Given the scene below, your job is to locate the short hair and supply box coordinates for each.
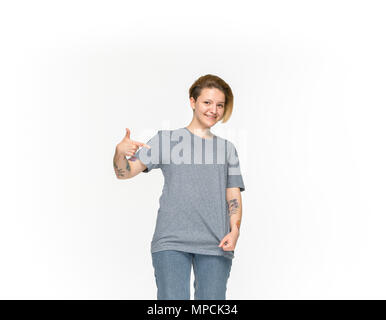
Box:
[189,74,234,123]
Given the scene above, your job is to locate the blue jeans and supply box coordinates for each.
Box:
[151,250,233,300]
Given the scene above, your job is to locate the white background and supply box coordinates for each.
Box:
[1,0,385,299]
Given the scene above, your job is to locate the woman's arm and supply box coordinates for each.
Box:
[226,187,242,233]
[113,146,147,179]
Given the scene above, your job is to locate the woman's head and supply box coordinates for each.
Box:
[189,74,234,128]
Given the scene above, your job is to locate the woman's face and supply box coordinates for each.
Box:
[190,87,226,128]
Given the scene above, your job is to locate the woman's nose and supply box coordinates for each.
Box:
[209,104,218,113]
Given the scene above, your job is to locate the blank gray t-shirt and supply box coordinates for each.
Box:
[133,127,245,260]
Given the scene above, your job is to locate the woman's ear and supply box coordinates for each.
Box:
[189,97,195,111]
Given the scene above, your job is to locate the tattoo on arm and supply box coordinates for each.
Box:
[228,198,241,231]
[227,198,239,216]
[113,157,130,178]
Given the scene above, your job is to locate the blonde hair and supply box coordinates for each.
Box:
[189,74,234,123]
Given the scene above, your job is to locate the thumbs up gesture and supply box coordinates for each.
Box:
[116,128,151,160]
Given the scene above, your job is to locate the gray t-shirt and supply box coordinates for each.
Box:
[133,127,245,260]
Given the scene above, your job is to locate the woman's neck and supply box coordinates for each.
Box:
[185,123,213,139]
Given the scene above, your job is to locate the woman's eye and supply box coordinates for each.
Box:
[204,101,223,107]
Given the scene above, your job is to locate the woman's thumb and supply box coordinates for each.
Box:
[125,128,131,139]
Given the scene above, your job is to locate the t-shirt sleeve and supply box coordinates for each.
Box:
[132,130,162,173]
[226,141,245,192]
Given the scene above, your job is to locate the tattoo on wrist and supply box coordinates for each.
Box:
[231,220,241,232]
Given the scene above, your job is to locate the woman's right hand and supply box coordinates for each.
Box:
[116,128,151,160]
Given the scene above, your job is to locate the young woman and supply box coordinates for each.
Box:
[113,74,245,300]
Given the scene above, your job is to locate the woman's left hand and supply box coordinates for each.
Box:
[218,229,239,251]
